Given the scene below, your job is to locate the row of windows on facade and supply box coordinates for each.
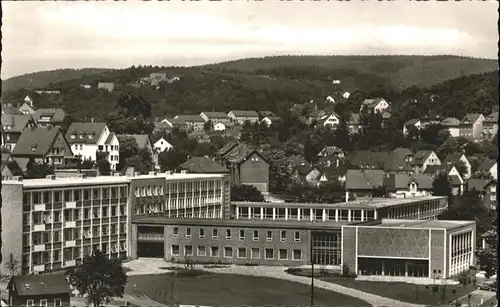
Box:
[25,298,63,307]
[238,207,375,221]
[27,223,127,245]
[134,180,222,198]
[173,227,302,242]
[27,241,127,265]
[387,201,443,218]
[171,244,303,261]
[23,187,128,205]
[135,197,221,214]
[26,205,127,224]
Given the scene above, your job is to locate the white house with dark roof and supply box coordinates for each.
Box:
[440,117,461,138]
[402,119,421,136]
[174,115,205,131]
[66,123,119,170]
[359,98,390,114]
[320,112,341,129]
[459,113,485,142]
[153,137,173,153]
[227,110,260,125]
[410,150,441,174]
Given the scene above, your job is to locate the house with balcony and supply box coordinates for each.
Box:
[481,111,498,141]
[11,126,75,171]
[459,113,485,142]
[441,117,461,138]
[174,115,206,132]
[410,150,441,174]
[1,114,37,152]
[200,112,231,125]
[31,108,68,130]
[66,122,119,170]
[227,110,260,125]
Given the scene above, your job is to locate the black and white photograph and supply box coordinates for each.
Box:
[0,1,498,307]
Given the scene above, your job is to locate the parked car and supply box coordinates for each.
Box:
[477,281,496,291]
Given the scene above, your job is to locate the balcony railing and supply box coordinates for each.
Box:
[33,224,45,232]
[138,233,164,241]
[33,244,45,252]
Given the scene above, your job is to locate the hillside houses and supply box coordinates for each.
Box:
[482,111,498,141]
[410,150,441,174]
[31,108,68,129]
[153,137,173,153]
[200,112,231,125]
[227,110,260,125]
[1,114,37,151]
[174,115,205,132]
[459,113,485,142]
[359,98,390,114]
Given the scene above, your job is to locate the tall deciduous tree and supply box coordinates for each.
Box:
[476,214,498,277]
[68,250,128,307]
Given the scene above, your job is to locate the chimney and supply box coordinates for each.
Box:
[149,171,157,176]
[125,166,135,177]
[336,159,339,167]
[134,172,141,177]
[46,175,56,180]
[91,117,94,123]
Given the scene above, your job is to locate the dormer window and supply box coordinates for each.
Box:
[89,134,94,139]
[31,145,37,152]
[70,134,76,139]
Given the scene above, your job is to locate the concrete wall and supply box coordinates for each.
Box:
[341,226,357,273]
[1,183,24,276]
[430,229,445,278]
[239,152,269,193]
[356,227,430,258]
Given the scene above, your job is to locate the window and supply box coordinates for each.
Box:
[185,245,193,256]
[264,248,274,259]
[186,228,191,238]
[237,247,246,258]
[54,299,62,307]
[266,230,272,242]
[27,300,34,307]
[294,231,301,242]
[293,250,302,261]
[210,246,219,257]
[239,230,245,240]
[226,229,231,240]
[253,230,259,241]
[171,245,180,256]
[173,227,178,238]
[224,247,233,258]
[279,249,288,260]
[199,228,205,239]
[197,246,206,256]
[491,195,496,201]
[212,229,218,239]
[40,299,47,307]
[280,231,287,242]
[251,248,260,259]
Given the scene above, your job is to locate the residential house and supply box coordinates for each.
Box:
[326,96,335,104]
[217,142,270,193]
[31,108,68,130]
[200,112,231,125]
[383,148,415,174]
[319,112,341,129]
[188,131,211,143]
[410,150,441,174]
[459,113,485,142]
[80,84,91,90]
[149,72,168,86]
[153,121,172,134]
[24,95,34,106]
[292,165,314,184]
[97,82,115,92]
[261,116,282,127]
[348,151,390,170]
[441,117,461,138]
[342,91,351,99]
[420,115,443,129]
[317,146,345,159]
[118,134,156,169]
[11,126,75,171]
[2,104,23,115]
[466,179,497,210]
[383,173,434,198]
[66,123,120,170]
[258,111,277,119]
[347,113,362,135]
[19,102,36,115]
[214,122,226,131]
[153,137,173,153]
[288,155,310,172]
[345,169,385,201]
[315,163,347,185]
[180,156,229,174]
[443,153,472,179]
[161,118,188,131]
[481,112,498,141]
[402,119,421,136]
[290,103,322,125]
[227,110,260,125]
[424,164,464,195]
[7,273,71,307]
[359,98,390,114]
[1,114,37,152]
[174,115,205,132]
[1,153,22,180]
[477,158,497,180]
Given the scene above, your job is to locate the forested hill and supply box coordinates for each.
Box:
[206,55,498,89]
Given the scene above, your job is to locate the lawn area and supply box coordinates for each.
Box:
[320,277,476,306]
[126,269,371,307]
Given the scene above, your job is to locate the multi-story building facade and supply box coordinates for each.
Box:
[174,115,206,132]
[481,112,498,141]
[459,113,485,142]
[227,110,260,125]
[200,112,231,125]
[1,172,231,275]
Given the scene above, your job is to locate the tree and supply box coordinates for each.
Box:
[471,170,494,180]
[420,124,450,147]
[203,120,212,132]
[454,160,468,179]
[78,158,96,170]
[265,149,292,193]
[158,149,187,171]
[68,250,128,307]
[333,119,350,151]
[231,184,265,202]
[476,215,498,277]
[24,158,54,179]
[4,253,19,277]
[117,136,140,170]
[98,160,111,176]
[432,172,452,197]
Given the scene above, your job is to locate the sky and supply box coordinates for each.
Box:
[2,1,498,79]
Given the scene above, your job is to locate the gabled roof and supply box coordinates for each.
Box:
[154,121,172,130]
[117,134,150,149]
[384,148,414,171]
[317,163,348,180]
[259,111,276,118]
[164,118,187,126]
[404,118,419,127]
[1,114,34,132]
[201,112,229,119]
[478,158,496,171]
[220,143,269,165]
[444,153,466,165]
[262,116,282,122]
[361,98,387,109]
[345,169,385,190]
[460,113,483,125]
[228,110,259,117]
[11,127,63,156]
[449,175,463,186]
[1,104,22,115]
[347,113,361,125]
[180,156,228,173]
[8,273,70,296]
[218,140,239,157]
[384,173,434,191]
[66,122,107,145]
[411,150,432,166]
[441,117,460,127]
[32,108,66,123]
[349,151,390,169]
[175,114,205,123]
[466,178,490,192]
[319,146,344,157]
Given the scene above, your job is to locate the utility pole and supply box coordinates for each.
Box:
[310,237,314,307]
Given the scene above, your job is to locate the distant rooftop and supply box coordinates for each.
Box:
[2,173,226,188]
[232,195,447,210]
[374,219,474,230]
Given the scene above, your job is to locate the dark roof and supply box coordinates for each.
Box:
[466,179,489,192]
[345,169,385,190]
[441,117,460,127]
[32,108,66,123]
[11,127,64,156]
[484,111,499,123]
[66,122,107,144]
[218,140,239,157]
[411,150,432,166]
[460,113,483,125]
[349,151,390,169]
[154,121,172,130]
[293,164,313,176]
[105,132,117,145]
[384,174,433,191]
[384,148,414,171]
[2,105,22,115]
[423,164,447,175]
[317,163,348,180]
[404,118,419,127]
[478,158,496,171]
[449,175,463,186]
[288,155,310,169]
[220,143,269,165]
[201,112,229,119]
[117,134,150,149]
[1,114,34,132]
[444,153,466,165]
[361,98,387,109]
[8,273,70,296]
[259,111,276,117]
[229,110,259,117]
[175,114,205,123]
[165,118,187,126]
[180,157,228,173]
